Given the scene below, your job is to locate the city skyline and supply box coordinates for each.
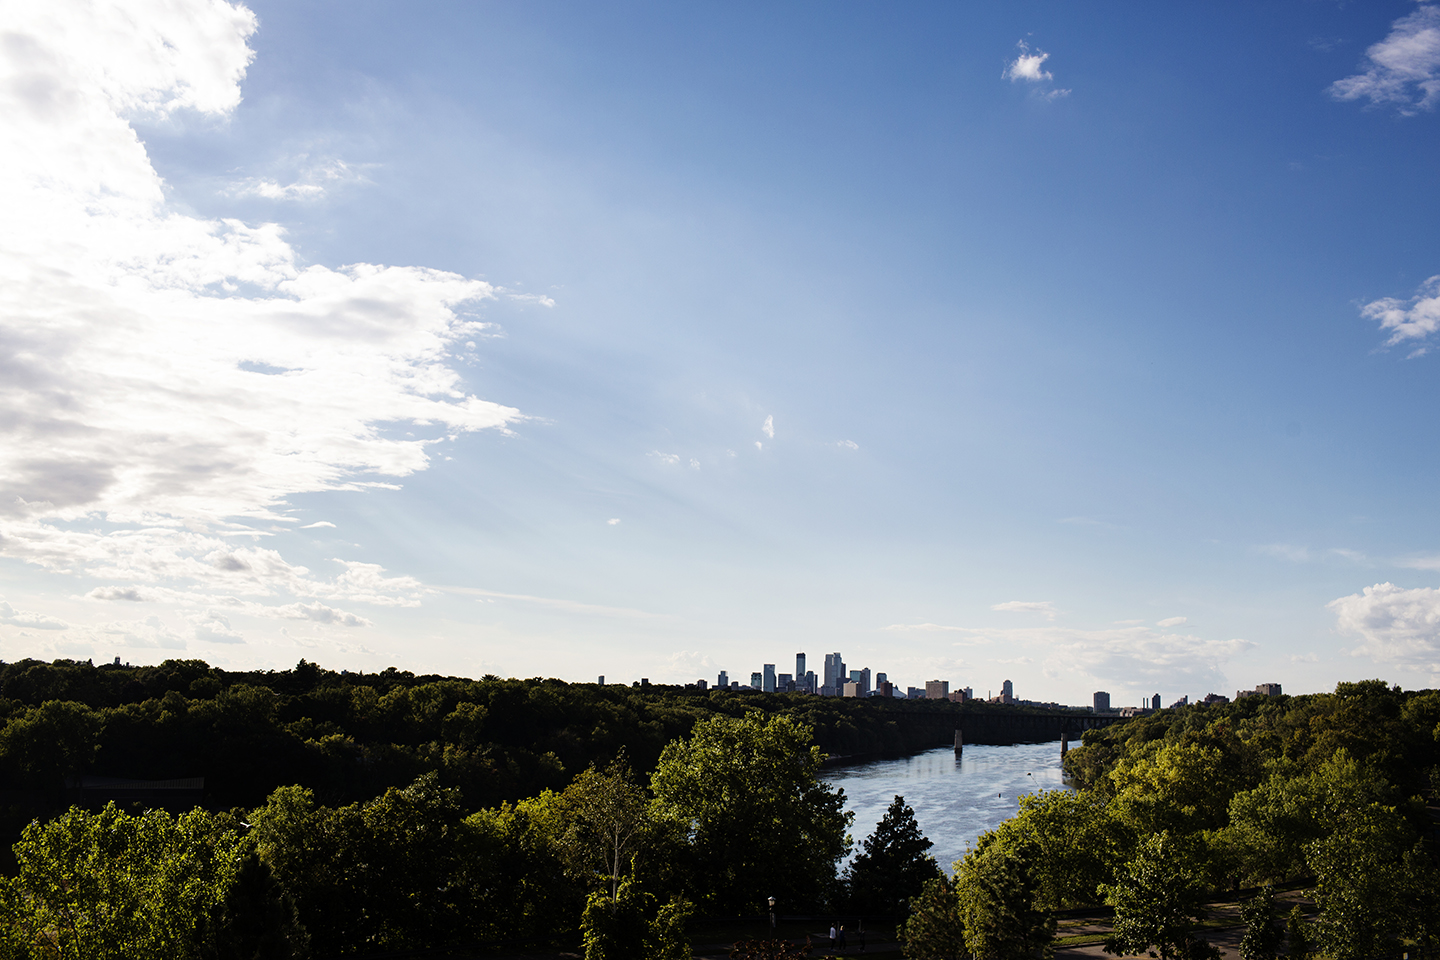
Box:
[3,2,1440,705]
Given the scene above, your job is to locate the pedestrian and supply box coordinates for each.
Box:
[829,922,837,949]
[838,924,847,951]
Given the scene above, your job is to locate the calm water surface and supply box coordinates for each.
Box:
[822,742,1071,873]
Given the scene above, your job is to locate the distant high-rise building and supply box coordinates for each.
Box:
[1002,679,1014,699]
[843,681,860,697]
[1093,691,1111,713]
[717,670,728,689]
[877,680,894,698]
[763,664,776,693]
[804,670,817,693]
[925,680,949,700]
[778,672,793,692]
[848,668,871,697]
[907,687,925,699]
[598,676,605,685]
[796,653,806,681]
[750,672,763,689]
[876,672,887,686]
[1151,693,1161,710]
[696,679,708,690]
[1256,682,1282,697]
[823,652,846,696]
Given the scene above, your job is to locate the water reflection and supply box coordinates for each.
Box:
[822,742,1071,873]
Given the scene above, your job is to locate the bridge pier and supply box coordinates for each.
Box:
[1061,731,1069,756]
[954,728,963,756]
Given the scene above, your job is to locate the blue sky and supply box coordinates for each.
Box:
[4,1,1440,704]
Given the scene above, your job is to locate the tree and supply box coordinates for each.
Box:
[843,795,943,917]
[0,699,103,795]
[1237,885,1282,960]
[954,833,1054,959]
[896,875,968,960]
[1306,800,1440,960]
[1101,831,1219,960]
[0,803,246,960]
[209,852,309,960]
[650,711,852,913]
[552,754,653,899]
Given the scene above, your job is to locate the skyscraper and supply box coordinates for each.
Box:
[750,672,763,689]
[763,664,776,693]
[796,652,806,681]
[823,652,845,695]
[1094,691,1111,712]
[1001,679,1014,701]
[717,670,728,689]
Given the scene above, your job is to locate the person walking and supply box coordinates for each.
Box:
[829,922,837,950]
[838,924,847,951]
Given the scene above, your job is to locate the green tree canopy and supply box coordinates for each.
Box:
[650,710,851,914]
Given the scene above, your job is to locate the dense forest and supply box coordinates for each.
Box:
[899,678,1440,960]
[1,659,1436,959]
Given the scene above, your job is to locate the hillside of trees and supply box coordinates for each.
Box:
[898,679,1440,959]
[2,659,1437,958]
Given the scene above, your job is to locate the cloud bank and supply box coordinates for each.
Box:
[0,0,520,638]
[1329,581,1440,673]
[1361,275,1440,356]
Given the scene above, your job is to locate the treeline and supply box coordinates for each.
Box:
[0,710,940,959]
[897,679,1440,959]
[0,656,1054,839]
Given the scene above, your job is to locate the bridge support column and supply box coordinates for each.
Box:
[1061,731,1069,756]
[954,728,963,756]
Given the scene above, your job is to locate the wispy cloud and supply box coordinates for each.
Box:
[1329,4,1440,115]
[762,415,775,439]
[228,158,371,202]
[1156,616,1188,628]
[449,586,668,620]
[0,599,68,631]
[991,600,1057,620]
[0,3,520,630]
[836,440,859,450]
[650,451,681,466]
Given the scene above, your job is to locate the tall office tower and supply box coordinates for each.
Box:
[778,672,793,691]
[1001,679,1014,701]
[876,672,887,686]
[763,664,776,693]
[750,672,764,689]
[796,653,806,681]
[804,670,817,693]
[1093,691,1111,712]
[598,676,605,685]
[1151,693,1161,710]
[925,680,949,699]
[717,670,728,689]
[859,667,871,697]
[823,653,837,689]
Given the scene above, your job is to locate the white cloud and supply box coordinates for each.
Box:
[1004,42,1053,82]
[762,415,774,439]
[87,585,157,602]
[300,521,336,529]
[991,600,1057,620]
[607,518,621,525]
[193,612,243,644]
[0,599,68,630]
[650,451,681,466]
[228,158,369,202]
[755,441,763,451]
[1360,275,1440,350]
[689,458,700,470]
[1157,616,1187,627]
[1003,40,1071,98]
[1329,5,1440,115]
[1329,581,1440,672]
[837,440,859,450]
[0,1,520,626]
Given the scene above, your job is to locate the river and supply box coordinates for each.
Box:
[821,741,1072,873]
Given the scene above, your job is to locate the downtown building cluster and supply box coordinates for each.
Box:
[693,651,979,701]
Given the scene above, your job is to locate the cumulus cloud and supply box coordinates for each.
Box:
[1003,40,1071,99]
[991,600,1057,620]
[1329,5,1440,114]
[607,518,621,525]
[193,612,243,644]
[1329,581,1440,672]
[0,599,68,630]
[1361,275,1440,354]
[0,1,519,627]
[1041,626,1252,692]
